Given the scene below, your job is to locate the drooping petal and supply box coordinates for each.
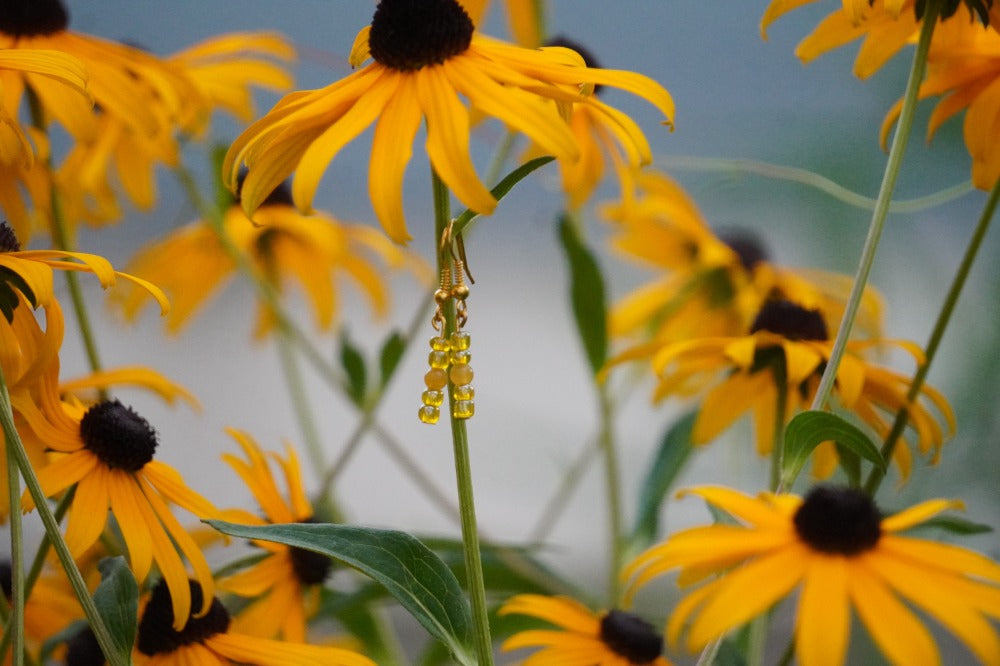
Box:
[796,554,850,666]
[368,73,422,243]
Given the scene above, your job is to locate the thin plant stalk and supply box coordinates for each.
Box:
[864,176,1000,495]
[770,365,789,492]
[597,383,624,605]
[432,170,494,666]
[0,370,125,666]
[809,2,940,412]
[5,434,25,666]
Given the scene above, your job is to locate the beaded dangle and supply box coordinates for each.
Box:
[418,253,475,424]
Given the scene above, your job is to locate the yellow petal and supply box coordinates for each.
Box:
[796,555,850,666]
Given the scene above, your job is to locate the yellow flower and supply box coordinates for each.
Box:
[134,578,375,666]
[650,299,953,479]
[168,31,296,132]
[881,11,1000,189]
[216,429,328,642]
[499,594,672,666]
[604,171,883,364]
[459,0,544,47]
[1,559,83,664]
[15,364,217,631]
[225,0,674,243]
[624,485,1000,666]
[117,181,426,337]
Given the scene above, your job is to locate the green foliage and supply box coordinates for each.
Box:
[898,514,994,536]
[207,520,476,665]
[629,411,697,554]
[782,410,885,488]
[378,331,406,389]
[557,215,608,376]
[338,331,368,407]
[93,557,138,665]
[452,156,554,236]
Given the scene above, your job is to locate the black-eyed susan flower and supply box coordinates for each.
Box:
[880,12,1000,189]
[1,560,83,664]
[649,299,952,479]
[459,0,543,47]
[15,364,217,631]
[215,429,330,642]
[603,171,883,364]
[499,594,671,666]
[624,485,1000,666]
[134,578,375,666]
[225,0,674,243]
[117,180,426,337]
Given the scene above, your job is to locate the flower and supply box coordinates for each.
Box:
[649,299,952,479]
[624,485,1000,666]
[499,594,671,666]
[16,366,217,630]
[880,11,1000,189]
[215,429,331,642]
[134,578,375,666]
[603,171,883,364]
[116,180,426,337]
[225,0,674,243]
[1,559,83,663]
[459,0,544,47]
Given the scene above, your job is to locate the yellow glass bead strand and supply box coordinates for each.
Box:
[419,335,452,425]
[449,351,474,420]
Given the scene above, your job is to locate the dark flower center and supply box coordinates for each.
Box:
[0,223,21,252]
[916,0,993,23]
[287,517,335,585]
[0,0,68,36]
[599,610,663,664]
[235,170,294,208]
[66,627,104,666]
[0,560,11,599]
[793,485,882,555]
[719,229,769,271]
[79,400,158,472]
[137,579,231,656]
[750,300,828,341]
[369,0,474,71]
[546,36,602,94]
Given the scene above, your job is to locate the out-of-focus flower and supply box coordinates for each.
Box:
[499,594,671,665]
[216,430,331,642]
[226,0,674,243]
[117,181,428,338]
[624,485,1000,666]
[459,0,544,47]
[0,560,83,665]
[134,578,375,666]
[649,299,953,478]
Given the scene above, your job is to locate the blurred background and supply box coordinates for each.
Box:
[25,0,1000,660]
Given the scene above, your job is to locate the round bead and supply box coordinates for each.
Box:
[450,331,471,351]
[424,368,448,390]
[452,384,475,401]
[449,364,473,385]
[451,284,470,300]
[429,336,451,352]
[422,390,444,407]
[434,288,451,305]
[450,350,471,365]
[452,400,475,420]
[418,405,440,424]
[428,350,450,369]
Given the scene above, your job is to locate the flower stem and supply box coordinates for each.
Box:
[432,170,494,666]
[0,370,125,666]
[864,176,1000,495]
[771,365,789,492]
[597,382,624,605]
[809,1,940,412]
[5,431,25,666]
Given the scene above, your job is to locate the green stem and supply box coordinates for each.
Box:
[864,176,1000,495]
[695,637,723,666]
[770,365,789,492]
[432,170,494,666]
[809,2,940,412]
[747,615,768,666]
[597,383,624,605]
[6,431,25,666]
[0,371,125,666]
[275,325,328,481]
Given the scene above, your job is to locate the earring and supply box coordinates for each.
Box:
[449,259,474,420]
[418,267,453,425]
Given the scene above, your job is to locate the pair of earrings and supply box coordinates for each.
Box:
[418,259,475,425]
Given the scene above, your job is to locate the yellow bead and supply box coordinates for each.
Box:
[450,364,473,385]
[418,405,440,424]
[428,350,450,369]
[450,331,471,351]
[422,390,444,407]
[452,384,474,401]
[425,368,448,390]
[430,336,451,352]
[450,350,471,365]
[452,400,475,419]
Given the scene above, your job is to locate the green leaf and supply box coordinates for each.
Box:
[378,331,407,389]
[629,412,696,553]
[452,156,554,236]
[318,588,399,664]
[93,556,138,664]
[557,215,608,375]
[207,521,475,666]
[339,332,367,407]
[899,515,994,536]
[782,410,884,488]
[835,443,861,487]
